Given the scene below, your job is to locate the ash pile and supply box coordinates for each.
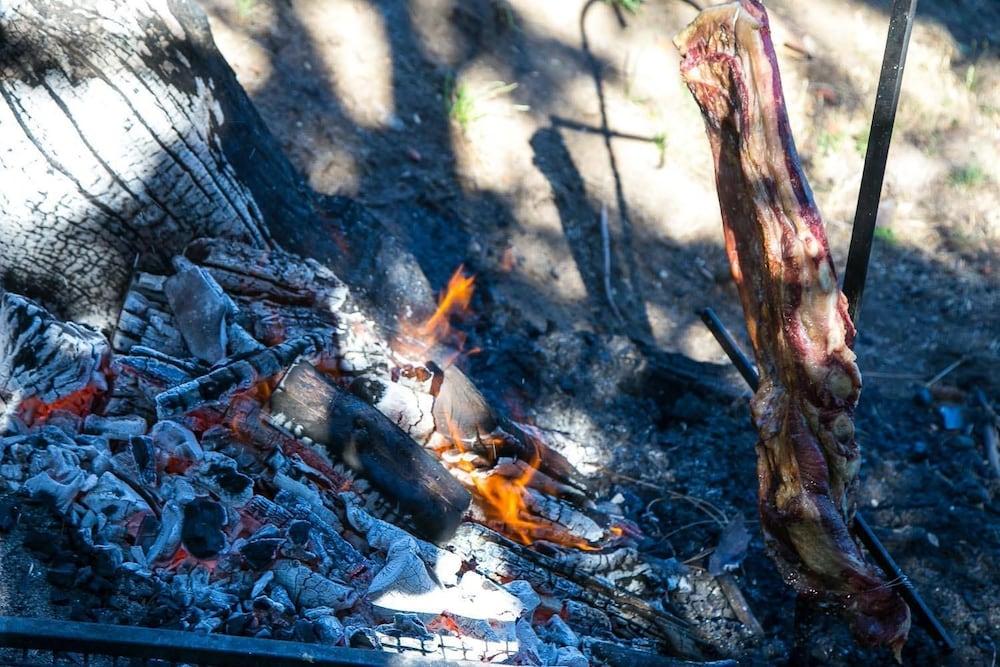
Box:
[0,239,719,665]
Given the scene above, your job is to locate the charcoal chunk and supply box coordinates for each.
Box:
[0,496,20,532]
[47,562,77,588]
[241,538,284,570]
[181,498,226,559]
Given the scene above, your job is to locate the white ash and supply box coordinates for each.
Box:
[0,243,687,665]
[83,414,148,439]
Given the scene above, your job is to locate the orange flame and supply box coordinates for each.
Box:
[472,463,539,546]
[448,420,597,551]
[397,266,476,358]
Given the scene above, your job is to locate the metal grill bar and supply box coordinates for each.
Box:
[0,618,473,667]
[842,0,919,321]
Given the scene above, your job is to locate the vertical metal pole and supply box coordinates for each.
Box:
[842,0,919,322]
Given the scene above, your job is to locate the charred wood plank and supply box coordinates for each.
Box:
[154,337,320,419]
[268,361,470,544]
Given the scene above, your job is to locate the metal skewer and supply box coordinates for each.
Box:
[698,307,956,651]
[842,0,919,321]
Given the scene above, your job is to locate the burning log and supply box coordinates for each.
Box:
[268,361,471,544]
[675,0,910,654]
[0,293,110,432]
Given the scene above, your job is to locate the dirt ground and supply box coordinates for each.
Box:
[201,0,999,664]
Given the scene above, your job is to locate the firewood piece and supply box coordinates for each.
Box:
[163,257,238,364]
[268,361,471,544]
[714,574,764,637]
[186,239,348,312]
[433,365,589,492]
[113,273,187,358]
[349,376,436,443]
[490,458,589,505]
[0,293,110,431]
[154,337,320,419]
[675,0,909,653]
[447,523,702,659]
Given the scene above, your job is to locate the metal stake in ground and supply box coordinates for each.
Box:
[842,0,919,321]
[698,307,956,652]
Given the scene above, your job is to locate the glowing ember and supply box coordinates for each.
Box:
[18,384,104,425]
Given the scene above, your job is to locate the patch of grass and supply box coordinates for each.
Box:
[444,76,476,132]
[853,127,870,157]
[606,0,644,13]
[949,163,986,188]
[652,132,667,168]
[236,0,256,20]
[817,130,843,155]
[965,64,977,91]
[874,227,898,245]
[444,77,520,133]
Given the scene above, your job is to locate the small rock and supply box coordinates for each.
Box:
[0,496,20,532]
[708,516,751,576]
[346,626,381,650]
[913,387,933,407]
[938,405,965,431]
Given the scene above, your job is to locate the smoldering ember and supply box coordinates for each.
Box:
[0,0,996,666]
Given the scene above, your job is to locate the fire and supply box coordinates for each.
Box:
[452,423,597,552]
[472,462,540,546]
[397,266,476,358]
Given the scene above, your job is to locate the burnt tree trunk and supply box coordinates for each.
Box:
[0,0,737,395]
[0,0,420,332]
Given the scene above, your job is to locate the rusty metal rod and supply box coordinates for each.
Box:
[698,307,956,652]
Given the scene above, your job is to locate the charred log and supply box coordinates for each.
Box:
[268,361,471,544]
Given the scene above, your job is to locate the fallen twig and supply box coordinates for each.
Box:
[924,356,967,388]
[716,573,765,637]
[973,389,1000,479]
[601,204,625,323]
